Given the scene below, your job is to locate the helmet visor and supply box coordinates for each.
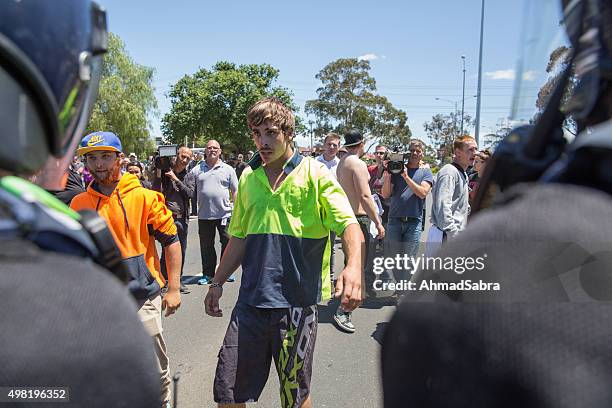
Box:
[511,0,572,124]
[33,55,103,190]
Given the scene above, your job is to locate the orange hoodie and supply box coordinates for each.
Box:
[71,173,177,298]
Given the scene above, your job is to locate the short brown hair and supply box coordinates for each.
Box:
[409,139,425,150]
[247,97,295,137]
[477,148,492,161]
[453,136,476,151]
[126,161,143,172]
[324,133,341,144]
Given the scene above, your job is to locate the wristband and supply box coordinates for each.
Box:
[210,282,223,289]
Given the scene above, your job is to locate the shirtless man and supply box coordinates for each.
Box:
[334,130,385,333]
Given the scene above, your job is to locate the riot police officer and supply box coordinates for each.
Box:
[0,1,161,406]
[383,1,612,406]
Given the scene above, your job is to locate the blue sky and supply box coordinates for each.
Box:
[96,0,560,150]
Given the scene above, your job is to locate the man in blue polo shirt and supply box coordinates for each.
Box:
[381,139,434,285]
[190,139,238,285]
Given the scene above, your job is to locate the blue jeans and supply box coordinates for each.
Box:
[384,217,422,281]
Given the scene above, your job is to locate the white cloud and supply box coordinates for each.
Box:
[358,53,380,61]
[484,69,538,81]
[484,69,515,80]
[522,70,538,81]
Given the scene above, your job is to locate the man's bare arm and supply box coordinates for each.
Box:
[335,223,364,311]
[204,236,245,317]
[381,171,393,199]
[162,241,182,316]
[402,169,432,199]
[213,236,245,284]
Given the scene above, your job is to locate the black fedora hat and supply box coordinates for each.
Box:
[344,130,364,147]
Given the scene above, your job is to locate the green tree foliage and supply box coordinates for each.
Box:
[421,143,439,168]
[534,45,578,133]
[423,112,474,163]
[305,58,410,147]
[86,33,158,157]
[484,121,513,149]
[161,62,300,152]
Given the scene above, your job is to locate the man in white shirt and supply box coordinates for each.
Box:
[316,133,341,178]
[316,133,341,287]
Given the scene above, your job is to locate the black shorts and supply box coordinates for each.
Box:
[214,302,318,407]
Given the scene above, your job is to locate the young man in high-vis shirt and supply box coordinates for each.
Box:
[204,97,364,408]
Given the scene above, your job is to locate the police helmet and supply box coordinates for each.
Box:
[0,0,108,189]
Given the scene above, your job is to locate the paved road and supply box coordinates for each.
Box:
[163,200,432,407]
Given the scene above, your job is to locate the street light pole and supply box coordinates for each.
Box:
[308,120,314,153]
[453,101,457,137]
[461,55,466,136]
[475,0,485,146]
[435,98,459,136]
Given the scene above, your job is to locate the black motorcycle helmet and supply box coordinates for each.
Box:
[0,0,107,189]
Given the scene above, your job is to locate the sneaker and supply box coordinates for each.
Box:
[180,283,191,294]
[333,309,356,333]
[197,276,210,285]
[226,274,236,283]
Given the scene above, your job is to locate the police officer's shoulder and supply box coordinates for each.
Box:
[1,236,161,407]
[469,182,612,240]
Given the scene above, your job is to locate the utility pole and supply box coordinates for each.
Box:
[308,120,314,154]
[475,0,485,146]
[453,101,458,137]
[461,55,466,136]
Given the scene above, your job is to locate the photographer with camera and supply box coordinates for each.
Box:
[381,139,433,283]
[153,146,195,294]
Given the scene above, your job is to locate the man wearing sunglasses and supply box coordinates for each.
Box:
[369,145,390,224]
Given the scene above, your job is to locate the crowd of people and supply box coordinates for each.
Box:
[46,97,364,407]
[38,83,496,406]
[6,1,612,407]
[52,101,492,405]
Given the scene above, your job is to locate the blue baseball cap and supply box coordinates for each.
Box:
[77,131,123,156]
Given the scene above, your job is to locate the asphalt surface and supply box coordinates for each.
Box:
[163,197,432,407]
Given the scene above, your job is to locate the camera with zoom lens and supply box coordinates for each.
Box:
[385,147,410,174]
[154,145,178,171]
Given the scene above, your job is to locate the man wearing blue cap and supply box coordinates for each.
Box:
[71,131,182,406]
